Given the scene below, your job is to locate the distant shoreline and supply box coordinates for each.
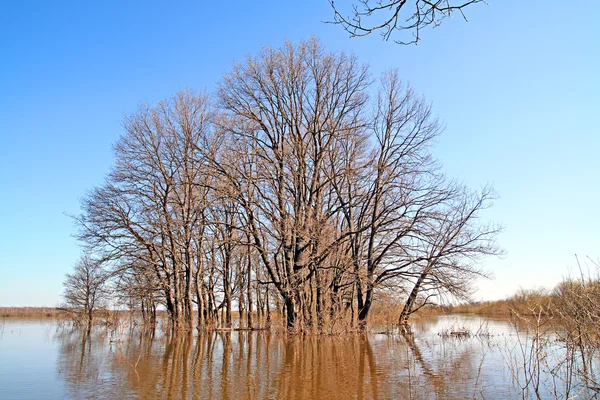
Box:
[0,307,61,318]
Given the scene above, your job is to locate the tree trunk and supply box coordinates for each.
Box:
[399,271,427,325]
[246,245,254,329]
[285,296,296,331]
[358,283,373,323]
[184,245,194,328]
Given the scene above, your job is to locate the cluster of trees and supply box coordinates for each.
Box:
[64,39,499,332]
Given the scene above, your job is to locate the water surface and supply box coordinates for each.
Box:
[0,315,588,399]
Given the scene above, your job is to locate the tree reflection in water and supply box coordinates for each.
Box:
[55,319,518,399]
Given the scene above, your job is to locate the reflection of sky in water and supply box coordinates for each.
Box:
[0,320,67,400]
[0,316,596,399]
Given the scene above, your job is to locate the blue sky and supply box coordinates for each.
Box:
[0,1,598,306]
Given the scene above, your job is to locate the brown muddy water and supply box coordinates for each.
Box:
[0,315,595,399]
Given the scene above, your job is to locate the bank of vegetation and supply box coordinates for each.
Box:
[63,39,501,333]
[0,307,61,318]
[503,268,600,399]
[452,288,554,317]
[452,266,600,322]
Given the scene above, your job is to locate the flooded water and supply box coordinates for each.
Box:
[0,315,595,399]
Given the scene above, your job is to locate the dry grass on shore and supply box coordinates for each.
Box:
[450,291,553,317]
[0,307,62,318]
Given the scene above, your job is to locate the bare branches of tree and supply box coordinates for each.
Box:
[61,255,110,327]
[328,0,485,44]
[397,185,501,324]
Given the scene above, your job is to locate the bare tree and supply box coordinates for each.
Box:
[397,185,501,325]
[329,0,484,44]
[61,255,110,327]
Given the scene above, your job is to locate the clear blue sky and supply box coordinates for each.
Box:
[1,1,598,306]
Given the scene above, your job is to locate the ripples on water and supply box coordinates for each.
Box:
[0,315,595,399]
